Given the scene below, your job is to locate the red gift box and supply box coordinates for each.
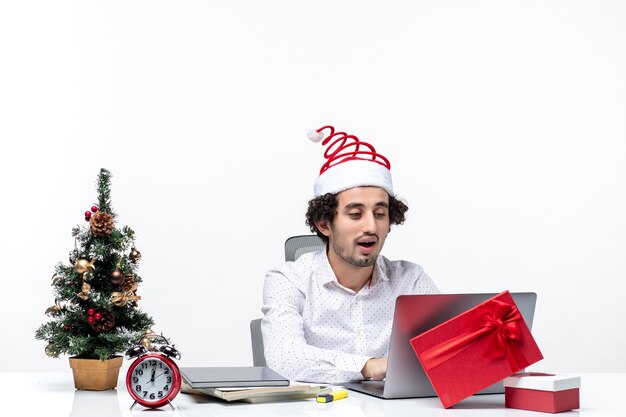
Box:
[409,290,543,408]
[504,372,581,413]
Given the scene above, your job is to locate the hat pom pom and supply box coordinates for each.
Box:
[307,130,324,143]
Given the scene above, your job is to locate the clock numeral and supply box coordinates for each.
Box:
[149,393,156,400]
[143,391,148,398]
[135,369,144,376]
[149,360,156,367]
[133,377,139,383]
[135,385,142,392]
[164,384,169,392]
[166,376,172,383]
[164,368,170,374]
[158,391,164,398]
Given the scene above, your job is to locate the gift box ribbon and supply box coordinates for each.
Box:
[419,298,528,371]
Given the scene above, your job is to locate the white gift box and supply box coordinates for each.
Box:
[503,372,581,413]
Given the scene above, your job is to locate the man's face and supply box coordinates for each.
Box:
[325,186,391,268]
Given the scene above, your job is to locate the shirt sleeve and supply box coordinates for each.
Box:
[261,268,371,384]
[412,269,440,294]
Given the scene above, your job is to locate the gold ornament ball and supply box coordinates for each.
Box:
[141,337,152,350]
[74,259,94,274]
[130,248,142,263]
[45,343,55,357]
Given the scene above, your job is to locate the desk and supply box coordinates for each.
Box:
[3,372,621,416]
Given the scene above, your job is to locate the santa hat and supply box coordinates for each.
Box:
[307,125,394,197]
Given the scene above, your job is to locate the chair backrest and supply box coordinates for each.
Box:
[284,234,325,262]
[250,318,266,367]
[251,235,327,367]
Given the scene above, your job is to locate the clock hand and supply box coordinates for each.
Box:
[153,370,169,381]
[150,368,156,382]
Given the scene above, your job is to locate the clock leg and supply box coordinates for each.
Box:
[129,400,138,410]
[167,400,175,410]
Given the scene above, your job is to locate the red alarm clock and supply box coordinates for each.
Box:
[125,340,182,409]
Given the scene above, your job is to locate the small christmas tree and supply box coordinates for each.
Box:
[36,168,154,360]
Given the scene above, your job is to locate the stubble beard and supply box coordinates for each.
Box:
[331,240,377,268]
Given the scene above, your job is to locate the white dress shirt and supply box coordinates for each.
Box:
[261,250,439,383]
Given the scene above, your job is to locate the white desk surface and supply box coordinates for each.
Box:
[4,372,621,417]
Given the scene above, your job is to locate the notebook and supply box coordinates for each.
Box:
[343,292,538,399]
[180,366,290,389]
[181,382,329,402]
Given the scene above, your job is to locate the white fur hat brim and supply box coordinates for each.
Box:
[314,159,394,197]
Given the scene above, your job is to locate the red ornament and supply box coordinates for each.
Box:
[84,217,90,222]
[91,206,98,213]
[63,324,71,331]
[87,308,95,316]
[84,211,92,218]
[94,312,102,321]
[87,316,94,324]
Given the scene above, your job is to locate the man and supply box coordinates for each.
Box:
[261,125,439,383]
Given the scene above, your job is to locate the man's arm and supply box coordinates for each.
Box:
[261,269,371,384]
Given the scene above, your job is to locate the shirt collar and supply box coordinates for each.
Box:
[314,251,337,286]
[370,260,390,288]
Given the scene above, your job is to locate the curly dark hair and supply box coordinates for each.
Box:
[305,191,409,245]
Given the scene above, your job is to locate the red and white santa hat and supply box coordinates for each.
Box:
[307,125,394,197]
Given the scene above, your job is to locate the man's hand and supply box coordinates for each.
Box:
[361,357,388,381]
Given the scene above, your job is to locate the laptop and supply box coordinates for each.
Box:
[343,292,538,399]
[179,366,289,388]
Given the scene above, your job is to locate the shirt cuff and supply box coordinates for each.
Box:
[332,352,372,381]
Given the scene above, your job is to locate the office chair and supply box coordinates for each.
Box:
[250,235,325,367]
[284,234,325,262]
[250,318,266,367]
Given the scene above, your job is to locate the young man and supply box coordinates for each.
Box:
[261,125,439,383]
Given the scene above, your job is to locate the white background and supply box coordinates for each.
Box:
[1,1,624,373]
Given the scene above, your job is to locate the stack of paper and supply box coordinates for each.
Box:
[179,366,329,403]
[181,382,330,403]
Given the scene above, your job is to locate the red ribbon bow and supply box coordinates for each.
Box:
[419,298,527,371]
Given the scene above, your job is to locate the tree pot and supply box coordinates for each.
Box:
[69,356,123,390]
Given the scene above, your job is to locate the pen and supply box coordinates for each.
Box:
[316,389,349,403]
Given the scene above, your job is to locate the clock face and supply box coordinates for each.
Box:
[126,353,181,408]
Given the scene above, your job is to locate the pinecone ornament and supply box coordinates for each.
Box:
[123,274,137,292]
[89,211,115,236]
[122,274,140,307]
[90,310,115,333]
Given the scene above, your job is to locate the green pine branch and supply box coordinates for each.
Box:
[95,168,116,218]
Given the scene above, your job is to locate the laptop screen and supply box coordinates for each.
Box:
[381,292,537,399]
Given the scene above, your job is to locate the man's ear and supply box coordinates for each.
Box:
[315,220,331,237]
